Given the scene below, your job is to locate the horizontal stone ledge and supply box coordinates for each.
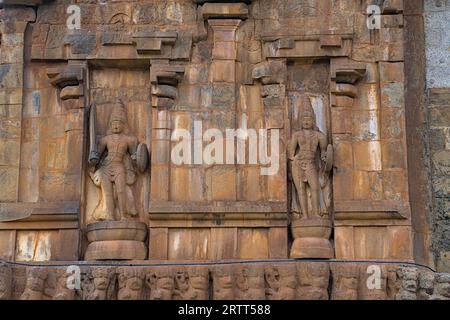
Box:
[1,0,45,6]
[149,214,287,228]
[263,39,353,59]
[334,200,409,220]
[200,3,248,20]
[0,201,79,222]
[0,221,79,230]
[261,33,353,43]
[148,201,287,213]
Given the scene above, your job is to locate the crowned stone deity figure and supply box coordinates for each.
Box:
[89,103,140,221]
[288,95,334,259]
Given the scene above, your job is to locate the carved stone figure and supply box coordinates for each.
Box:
[0,262,12,300]
[235,265,265,300]
[88,102,148,222]
[53,268,76,300]
[83,267,116,300]
[288,95,333,259]
[173,266,209,300]
[188,267,210,300]
[20,267,48,300]
[331,263,359,300]
[265,264,297,300]
[117,267,145,300]
[297,262,329,300]
[145,267,174,300]
[289,106,328,218]
[213,266,235,300]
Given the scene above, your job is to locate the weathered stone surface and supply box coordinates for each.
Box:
[0,0,447,302]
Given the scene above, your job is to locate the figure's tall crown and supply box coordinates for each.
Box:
[109,101,127,123]
[299,95,317,128]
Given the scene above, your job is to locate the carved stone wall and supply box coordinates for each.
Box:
[0,0,448,300]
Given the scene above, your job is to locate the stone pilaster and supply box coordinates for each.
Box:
[0,15,29,202]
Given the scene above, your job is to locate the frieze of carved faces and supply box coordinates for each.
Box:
[174,266,209,300]
[117,267,145,300]
[20,267,48,300]
[265,264,297,300]
[235,265,265,300]
[0,262,12,300]
[297,263,330,300]
[331,264,359,300]
[212,266,235,300]
[83,267,116,300]
[145,267,174,300]
[53,268,76,300]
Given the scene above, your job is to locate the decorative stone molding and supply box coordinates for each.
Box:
[84,221,148,261]
[199,3,249,20]
[150,62,185,109]
[1,262,445,300]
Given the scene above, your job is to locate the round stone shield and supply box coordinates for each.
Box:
[136,143,149,173]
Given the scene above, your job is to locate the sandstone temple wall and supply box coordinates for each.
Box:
[0,0,448,300]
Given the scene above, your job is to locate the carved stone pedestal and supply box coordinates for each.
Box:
[290,219,333,259]
[85,221,148,260]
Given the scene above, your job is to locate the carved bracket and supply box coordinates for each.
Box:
[330,59,366,108]
[150,62,185,109]
[46,62,86,109]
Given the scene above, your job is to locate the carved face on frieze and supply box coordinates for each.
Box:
[27,268,47,291]
[146,270,174,300]
[265,268,281,291]
[175,271,189,292]
[92,268,111,291]
[118,268,144,291]
[215,268,234,289]
[279,265,298,289]
[188,267,209,292]
[190,274,208,291]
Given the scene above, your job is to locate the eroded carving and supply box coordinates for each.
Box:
[174,266,209,300]
[297,262,329,300]
[235,265,265,300]
[212,266,235,300]
[331,263,359,300]
[82,267,116,300]
[0,262,12,300]
[117,267,145,300]
[53,268,76,300]
[145,267,174,300]
[20,267,48,300]
[265,264,297,300]
[288,95,333,259]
